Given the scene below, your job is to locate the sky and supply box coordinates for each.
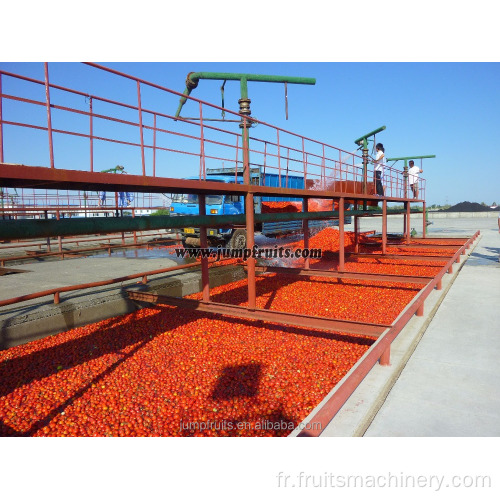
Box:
[1,3,498,208]
[1,61,498,206]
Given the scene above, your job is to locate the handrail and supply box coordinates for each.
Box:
[0,258,238,308]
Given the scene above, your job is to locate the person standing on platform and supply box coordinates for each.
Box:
[373,143,386,196]
[119,168,134,207]
[408,160,423,199]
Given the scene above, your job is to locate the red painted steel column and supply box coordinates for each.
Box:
[406,201,411,244]
[354,202,359,253]
[338,198,345,271]
[242,120,256,309]
[303,197,310,269]
[132,209,137,245]
[277,129,281,187]
[416,303,424,316]
[0,74,4,165]
[382,199,387,254]
[199,102,206,180]
[153,113,157,177]
[56,210,63,255]
[403,202,407,238]
[246,192,256,309]
[199,194,210,302]
[136,81,146,176]
[89,96,94,172]
[44,63,55,168]
[422,201,427,238]
[44,210,51,251]
[379,347,390,366]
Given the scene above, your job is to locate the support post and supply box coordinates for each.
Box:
[0,74,3,165]
[199,194,210,302]
[406,201,411,244]
[382,199,387,254]
[242,118,256,310]
[338,198,345,272]
[354,202,359,253]
[246,192,256,309]
[132,209,137,244]
[403,159,408,200]
[379,346,391,366]
[422,201,427,238]
[362,145,368,211]
[303,197,310,269]
[56,210,62,256]
[416,303,424,316]
[44,210,51,251]
[403,202,407,238]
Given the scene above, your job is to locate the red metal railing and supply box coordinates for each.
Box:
[0,187,167,220]
[0,63,425,202]
[0,257,241,308]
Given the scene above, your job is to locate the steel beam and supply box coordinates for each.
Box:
[387,243,463,250]
[346,252,452,262]
[127,291,390,337]
[0,164,428,205]
[253,266,433,285]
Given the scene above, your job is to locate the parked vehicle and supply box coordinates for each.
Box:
[169,167,351,248]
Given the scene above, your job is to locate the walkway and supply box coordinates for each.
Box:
[364,221,500,436]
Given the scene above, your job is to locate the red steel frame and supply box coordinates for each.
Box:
[0,63,475,437]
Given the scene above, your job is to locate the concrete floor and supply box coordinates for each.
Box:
[364,220,500,436]
[320,215,500,437]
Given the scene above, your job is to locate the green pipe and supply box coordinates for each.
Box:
[387,155,436,161]
[240,76,248,100]
[186,72,316,85]
[0,208,421,241]
[354,126,386,146]
[175,71,316,118]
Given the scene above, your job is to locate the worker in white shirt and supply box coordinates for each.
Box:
[408,160,423,199]
[373,143,386,196]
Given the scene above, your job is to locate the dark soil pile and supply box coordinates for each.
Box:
[444,201,498,212]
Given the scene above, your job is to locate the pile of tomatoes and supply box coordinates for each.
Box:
[0,229,457,437]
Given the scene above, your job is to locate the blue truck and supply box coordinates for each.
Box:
[169,167,351,248]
